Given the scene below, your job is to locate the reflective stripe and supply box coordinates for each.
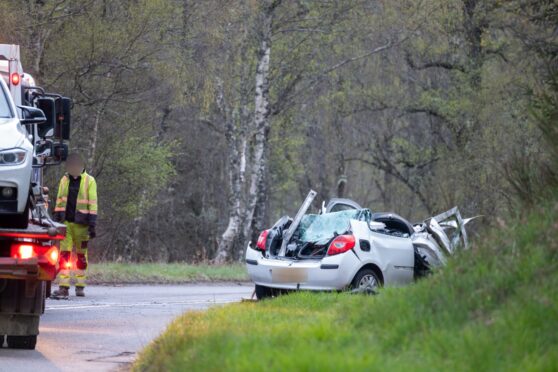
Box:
[75,268,87,287]
[55,175,69,213]
[77,199,96,205]
[59,269,71,286]
[78,209,97,215]
[84,175,90,194]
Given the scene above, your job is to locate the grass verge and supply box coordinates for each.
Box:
[79,263,248,284]
[134,199,558,371]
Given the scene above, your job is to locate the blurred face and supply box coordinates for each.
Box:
[66,158,83,177]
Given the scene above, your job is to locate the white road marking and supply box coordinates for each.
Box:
[46,298,241,310]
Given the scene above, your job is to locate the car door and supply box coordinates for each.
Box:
[368,229,414,285]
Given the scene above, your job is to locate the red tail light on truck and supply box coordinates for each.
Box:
[14,243,34,259]
[11,243,59,265]
[327,235,356,256]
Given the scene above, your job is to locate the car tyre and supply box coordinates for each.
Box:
[6,335,37,350]
[350,268,381,294]
[255,284,275,300]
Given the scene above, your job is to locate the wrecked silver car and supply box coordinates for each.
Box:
[245,190,475,299]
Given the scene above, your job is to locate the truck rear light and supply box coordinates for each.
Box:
[45,247,59,265]
[256,230,269,251]
[10,72,20,86]
[14,244,35,259]
[11,243,59,265]
[327,235,356,256]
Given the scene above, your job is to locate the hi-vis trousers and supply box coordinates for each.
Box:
[59,222,89,288]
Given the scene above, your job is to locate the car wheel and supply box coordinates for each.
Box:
[6,335,37,350]
[350,268,381,294]
[255,284,274,300]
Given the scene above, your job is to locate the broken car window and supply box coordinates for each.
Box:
[296,209,370,243]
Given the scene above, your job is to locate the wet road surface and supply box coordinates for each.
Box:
[0,284,253,371]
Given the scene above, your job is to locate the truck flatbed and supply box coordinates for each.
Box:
[0,220,66,240]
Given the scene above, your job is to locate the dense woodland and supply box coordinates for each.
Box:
[0,0,556,262]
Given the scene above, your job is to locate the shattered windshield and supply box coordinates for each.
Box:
[295,209,370,243]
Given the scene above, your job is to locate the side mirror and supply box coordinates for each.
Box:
[53,143,68,161]
[36,141,53,157]
[36,97,56,137]
[369,221,386,231]
[18,105,47,125]
[61,97,71,140]
[54,97,71,140]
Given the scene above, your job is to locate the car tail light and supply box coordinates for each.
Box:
[256,230,269,251]
[327,235,356,256]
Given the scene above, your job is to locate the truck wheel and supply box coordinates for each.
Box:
[6,335,37,350]
[255,284,274,300]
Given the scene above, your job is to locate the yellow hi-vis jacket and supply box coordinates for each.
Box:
[54,171,98,227]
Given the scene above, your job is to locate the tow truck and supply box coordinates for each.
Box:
[0,44,71,349]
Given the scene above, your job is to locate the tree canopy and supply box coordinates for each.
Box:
[1,0,555,262]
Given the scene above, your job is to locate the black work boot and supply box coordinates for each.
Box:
[51,286,69,300]
[75,287,85,297]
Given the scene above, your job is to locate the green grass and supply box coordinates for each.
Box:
[133,199,558,371]
[80,263,248,284]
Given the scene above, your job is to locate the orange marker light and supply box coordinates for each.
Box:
[45,246,59,265]
[10,72,20,86]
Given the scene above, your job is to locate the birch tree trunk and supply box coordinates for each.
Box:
[213,4,253,263]
[212,77,242,264]
[242,1,277,248]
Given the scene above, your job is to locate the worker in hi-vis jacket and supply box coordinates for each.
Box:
[51,153,98,299]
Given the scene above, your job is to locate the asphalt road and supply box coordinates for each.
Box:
[0,284,253,372]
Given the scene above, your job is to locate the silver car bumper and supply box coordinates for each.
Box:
[245,246,361,291]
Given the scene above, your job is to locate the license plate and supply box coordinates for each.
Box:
[271,267,308,283]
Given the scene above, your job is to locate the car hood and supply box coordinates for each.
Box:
[0,117,32,150]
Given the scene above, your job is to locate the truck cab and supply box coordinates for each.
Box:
[0,44,71,228]
[0,44,72,349]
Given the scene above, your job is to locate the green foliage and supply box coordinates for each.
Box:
[2,0,555,261]
[134,196,558,371]
[100,136,175,218]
